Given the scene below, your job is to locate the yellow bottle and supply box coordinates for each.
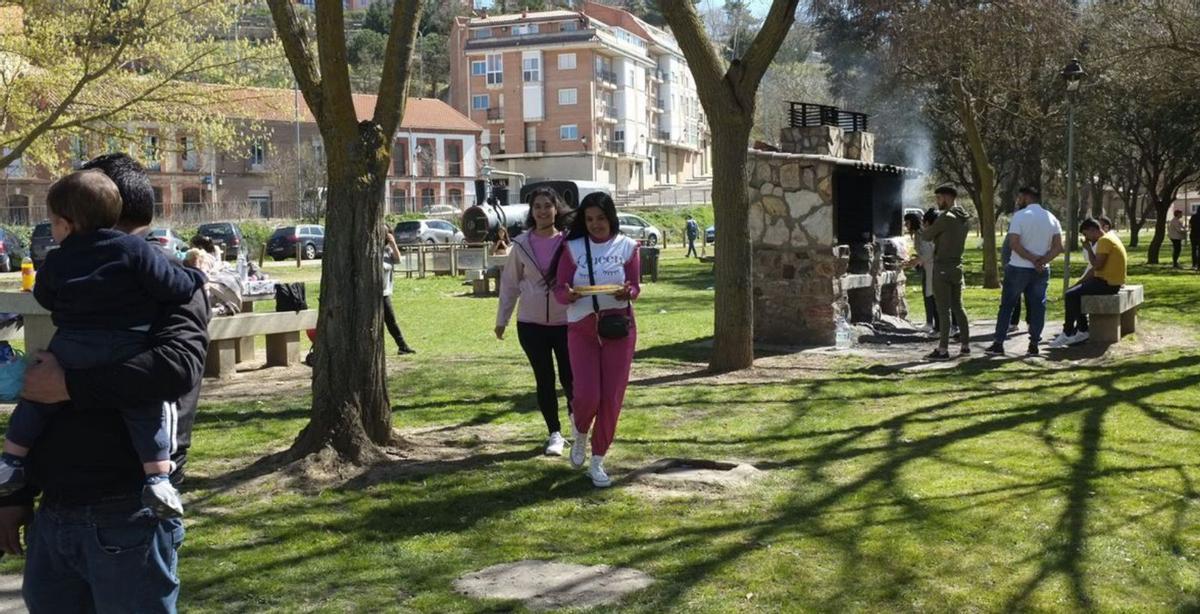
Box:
[20,257,34,292]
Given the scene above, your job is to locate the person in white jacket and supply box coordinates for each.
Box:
[495,187,574,456]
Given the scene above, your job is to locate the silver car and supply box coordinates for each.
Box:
[617,213,661,246]
[394,219,465,244]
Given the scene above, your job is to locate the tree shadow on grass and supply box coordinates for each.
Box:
[604,353,1200,611]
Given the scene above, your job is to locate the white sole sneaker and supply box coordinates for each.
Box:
[589,457,612,488]
[544,432,566,456]
[1070,331,1089,345]
[570,426,587,468]
[1048,333,1072,349]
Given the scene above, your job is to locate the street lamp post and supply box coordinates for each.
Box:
[1061,58,1085,296]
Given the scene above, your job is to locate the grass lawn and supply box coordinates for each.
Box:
[2,237,1199,612]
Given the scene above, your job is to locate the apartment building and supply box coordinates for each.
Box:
[1,90,482,224]
[448,1,710,194]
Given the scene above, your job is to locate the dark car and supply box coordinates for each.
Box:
[195,222,245,260]
[267,224,325,261]
[705,225,716,244]
[0,228,27,272]
[29,221,57,269]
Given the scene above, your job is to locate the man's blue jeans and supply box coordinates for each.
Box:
[994,265,1049,345]
[23,497,184,613]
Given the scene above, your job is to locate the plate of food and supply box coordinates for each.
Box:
[575,284,624,296]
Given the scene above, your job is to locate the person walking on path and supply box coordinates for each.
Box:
[920,185,971,360]
[986,186,1063,357]
[496,187,574,456]
[1168,210,1187,269]
[382,224,415,355]
[1191,209,1200,271]
[1049,218,1128,348]
[684,215,699,258]
[552,193,640,488]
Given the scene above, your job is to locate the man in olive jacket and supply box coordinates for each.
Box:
[920,185,971,360]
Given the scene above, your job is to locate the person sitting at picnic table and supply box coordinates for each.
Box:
[1049,217,1128,348]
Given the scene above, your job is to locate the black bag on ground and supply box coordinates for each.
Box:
[275,282,308,312]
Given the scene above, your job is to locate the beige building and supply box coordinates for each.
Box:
[1,90,483,224]
[448,2,710,194]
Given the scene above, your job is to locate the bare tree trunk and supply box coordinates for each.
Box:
[1147,198,1170,264]
[955,81,1000,288]
[709,123,754,372]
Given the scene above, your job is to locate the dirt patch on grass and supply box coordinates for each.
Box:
[453,560,654,611]
[623,458,764,501]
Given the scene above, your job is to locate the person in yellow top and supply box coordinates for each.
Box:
[1049,217,1128,347]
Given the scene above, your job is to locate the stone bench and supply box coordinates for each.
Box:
[1081,284,1143,343]
[205,310,319,379]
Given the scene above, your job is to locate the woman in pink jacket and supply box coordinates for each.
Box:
[495,187,574,456]
[552,192,639,488]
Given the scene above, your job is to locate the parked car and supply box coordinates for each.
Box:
[145,228,189,254]
[29,221,57,269]
[267,224,325,261]
[0,227,27,273]
[394,219,465,245]
[617,213,661,245]
[705,225,715,244]
[195,222,245,260]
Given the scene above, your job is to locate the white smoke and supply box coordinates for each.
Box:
[902,124,933,209]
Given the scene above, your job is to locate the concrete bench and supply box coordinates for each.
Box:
[1081,284,1143,343]
[205,310,319,378]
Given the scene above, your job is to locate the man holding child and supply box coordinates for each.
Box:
[0,154,209,613]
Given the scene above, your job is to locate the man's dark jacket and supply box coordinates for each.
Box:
[0,287,208,508]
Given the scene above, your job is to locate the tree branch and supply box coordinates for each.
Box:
[266,0,324,124]
[314,0,356,134]
[736,0,802,100]
[374,0,423,139]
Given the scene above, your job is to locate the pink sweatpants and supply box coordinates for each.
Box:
[568,313,636,456]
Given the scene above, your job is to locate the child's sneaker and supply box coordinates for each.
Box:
[142,475,184,519]
[0,454,26,496]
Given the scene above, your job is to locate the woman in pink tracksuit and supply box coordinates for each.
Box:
[495,187,574,456]
[552,192,640,488]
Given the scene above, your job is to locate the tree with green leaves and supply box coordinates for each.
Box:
[265,0,422,462]
[660,0,801,372]
[0,0,254,171]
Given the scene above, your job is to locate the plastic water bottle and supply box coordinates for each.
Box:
[835,317,852,349]
[20,257,34,292]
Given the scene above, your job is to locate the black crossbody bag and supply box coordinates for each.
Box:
[583,237,632,340]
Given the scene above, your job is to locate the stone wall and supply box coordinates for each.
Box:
[844,132,875,163]
[748,149,907,345]
[779,125,843,158]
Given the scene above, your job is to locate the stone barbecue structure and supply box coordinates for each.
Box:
[749,104,922,345]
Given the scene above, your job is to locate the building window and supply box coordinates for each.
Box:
[562,20,578,32]
[183,187,204,205]
[250,141,265,169]
[614,129,625,143]
[393,142,408,175]
[249,192,272,217]
[557,88,577,106]
[417,142,435,176]
[152,186,164,218]
[512,24,539,35]
[472,94,490,110]
[558,53,576,70]
[559,125,578,140]
[446,141,462,177]
[421,188,435,209]
[472,28,491,39]
[449,188,463,206]
[471,60,486,76]
[143,135,160,171]
[486,54,503,85]
[392,188,408,213]
[522,57,541,83]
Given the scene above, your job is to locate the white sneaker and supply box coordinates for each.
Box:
[544,432,566,456]
[589,455,612,488]
[570,424,587,468]
[1048,332,1072,348]
[1070,331,1090,345]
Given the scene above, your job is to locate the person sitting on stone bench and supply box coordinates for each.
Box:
[1049,217,1128,348]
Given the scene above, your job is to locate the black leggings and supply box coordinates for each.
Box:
[1172,239,1183,266]
[517,322,573,435]
[382,298,409,350]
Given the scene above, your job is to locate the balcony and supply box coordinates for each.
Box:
[651,69,665,82]
[526,140,546,154]
[486,108,503,122]
[598,105,618,124]
[603,140,623,155]
[596,69,617,88]
[657,130,671,141]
